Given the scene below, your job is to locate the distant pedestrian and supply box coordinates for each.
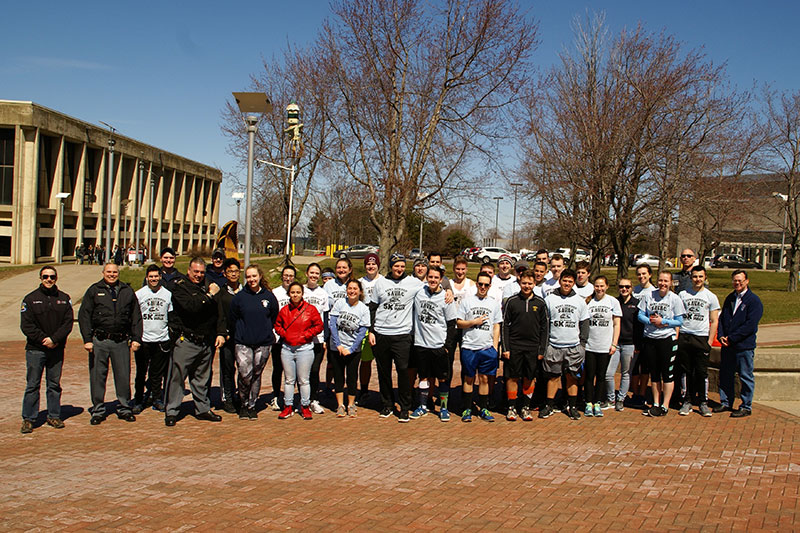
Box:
[78,262,143,425]
[716,270,763,418]
[19,266,73,433]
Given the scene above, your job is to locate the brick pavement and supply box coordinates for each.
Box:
[2,340,799,531]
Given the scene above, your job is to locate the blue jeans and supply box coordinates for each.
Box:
[605,344,635,403]
[719,348,755,410]
[22,349,64,420]
[281,343,315,407]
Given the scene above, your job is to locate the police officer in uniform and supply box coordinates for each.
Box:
[79,262,143,425]
[165,257,226,426]
[20,266,74,433]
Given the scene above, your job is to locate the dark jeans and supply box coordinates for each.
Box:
[22,348,63,420]
[271,342,283,399]
[134,341,170,405]
[584,350,611,405]
[219,339,237,404]
[373,332,413,412]
[89,338,132,417]
[310,343,326,402]
[330,349,360,399]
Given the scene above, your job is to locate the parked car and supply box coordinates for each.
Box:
[549,247,590,262]
[634,254,673,268]
[473,247,521,264]
[461,247,480,259]
[408,248,423,260]
[337,244,379,260]
[712,254,762,269]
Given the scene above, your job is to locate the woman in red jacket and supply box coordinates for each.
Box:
[274,281,323,419]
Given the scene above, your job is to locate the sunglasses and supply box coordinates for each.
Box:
[618,285,631,289]
[680,254,694,258]
[41,274,57,280]
[477,282,491,288]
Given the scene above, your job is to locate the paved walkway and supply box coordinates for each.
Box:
[2,340,799,531]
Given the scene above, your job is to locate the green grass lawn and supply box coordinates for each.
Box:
[117,257,800,325]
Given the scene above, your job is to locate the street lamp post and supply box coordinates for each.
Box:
[99,124,116,263]
[493,196,503,247]
[773,192,788,271]
[232,92,272,266]
[510,183,522,250]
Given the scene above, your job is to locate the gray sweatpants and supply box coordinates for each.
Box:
[89,338,132,418]
[235,344,270,409]
[166,338,213,417]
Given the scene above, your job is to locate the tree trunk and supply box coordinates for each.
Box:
[788,240,799,292]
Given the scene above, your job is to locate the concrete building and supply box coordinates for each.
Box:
[0,100,221,264]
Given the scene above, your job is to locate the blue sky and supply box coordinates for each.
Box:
[2,1,798,237]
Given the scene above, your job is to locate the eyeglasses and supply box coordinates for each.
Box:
[477,282,491,288]
[41,274,56,280]
[226,269,240,275]
[618,285,631,289]
[680,254,694,258]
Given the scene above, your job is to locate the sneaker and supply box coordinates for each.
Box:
[660,406,669,416]
[506,407,518,421]
[593,403,603,417]
[269,397,281,411]
[568,406,581,420]
[336,405,347,417]
[615,400,624,412]
[152,400,165,412]
[20,420,33,434]
[584,403,594,417]
[599,401,612,410]
[730,407,751,418]
[439,408,450,422]
[461,409,472,423]
[348,405,358,418]
[410,406,429,419]
[378,407,393,418]
[278,406,293,419]
[131,403,144,415]
[479,409,495,422]
[248,408,258,420]
[644,405,662,417]
[222,401,237,414]
[520,406,533,421]
[239,408,250,420]
[46,417,65,429]
[699,402,712,417]
[712,404,731,413]
[301,406,313,420]
[679,402,692,416]
[310,400,325,414]
[398,411,410,423]
[538,404,554,419]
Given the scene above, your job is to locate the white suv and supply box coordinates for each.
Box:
[475,247,520,264]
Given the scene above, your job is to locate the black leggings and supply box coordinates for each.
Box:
[584,350,611,405]
[271,343,283,397]
[330,349,360,399]
[310,344,326,402]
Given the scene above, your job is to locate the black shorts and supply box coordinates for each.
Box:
[642,337,677,383]
[505,348,538,381]
[631,349,649,375]
[413,346,450,382]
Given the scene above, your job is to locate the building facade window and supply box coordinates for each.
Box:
[0,128,14,205]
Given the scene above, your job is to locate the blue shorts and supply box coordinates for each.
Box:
[460,347,499,377]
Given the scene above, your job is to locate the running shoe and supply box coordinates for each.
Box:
[584,403,594,417]
[239,408,250,420]
[479,409,495,422]
[593,403,603,417]
[538,404,554,419]
[461,409,472,423]
[660,406,669,416]
[248,408,259,420]
[378,407,393,418]
[398,411,410,423]
[300,406,313,420]
[679,402,692,416]
[439,408,450,422]
[506,407,518,421]
[599,401,612,410]
[269,397,281,411]
[644,405,662,417]
[615,400,624,412]
[699,402,712,417]
[347,405,358,418]
[310,400,325,414]
[410,406,429,419]
[336,405,347,418]
[278,406,293,419]
[568,406,581,420]
[520,406,533,421]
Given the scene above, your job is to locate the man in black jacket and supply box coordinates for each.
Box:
[164,257,226,426]
[501,269,549,421]
[19,266,74,434]
[79,262,143,425]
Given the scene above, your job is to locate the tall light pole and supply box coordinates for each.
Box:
[136,159,144,265]
[232,191,244,228]
[773,192,788,271]
[100,122,116,263]
[493,196,503,247]
[232,92,272,266]
[510,183,522,250]
[55,192,70,262]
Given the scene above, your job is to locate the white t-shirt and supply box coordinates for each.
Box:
[359,273,384,305]
[638,290,686,340]
[323,278,348,308]
[585,294,622,353]
[545,290,590,348]
[574,283,594,299]
[679,287,720,337]
[372,275,424,335]
[135,285,172,343]
[457,294,502,351]
[633,284,656,299]
[303,284,330,344]
[272,285,291,341]
[541,277,560,297]
[502,281,520,302]
[451,278,477,308]
[492,274,516,294]
[330,298,370,351]
[413,286,457,349]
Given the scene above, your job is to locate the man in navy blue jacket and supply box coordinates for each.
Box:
[715,270,763,417]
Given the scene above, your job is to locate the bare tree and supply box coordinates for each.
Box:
[317,0,537,269]
[762,88,800,291]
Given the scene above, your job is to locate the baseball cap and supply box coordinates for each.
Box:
[212,248,225,259]
[514,260,529,273]
[160,247,176,257]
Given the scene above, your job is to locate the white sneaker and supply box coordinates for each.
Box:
[310,400,325,414]
[269,397,281,411]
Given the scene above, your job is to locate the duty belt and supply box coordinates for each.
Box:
[179,331,210,345]
[94,331,128,342]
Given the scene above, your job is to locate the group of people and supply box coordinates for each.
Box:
[19,245,763,433]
